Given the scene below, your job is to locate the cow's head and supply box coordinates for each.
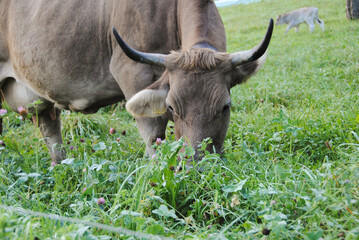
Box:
[113,19,273,159]
[275,14,285,25]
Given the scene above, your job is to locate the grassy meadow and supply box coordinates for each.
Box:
[1,0,358,239]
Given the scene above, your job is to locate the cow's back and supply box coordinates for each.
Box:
[288,7,318,20]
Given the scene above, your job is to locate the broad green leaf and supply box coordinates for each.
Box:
[61,158,75,165]
[152,205,178,219]
[305,229,323,240]
[27,173,41,178]
[76,226,90,237]
[120,210,142,218]
[222,179,247,193]
[311,188,327,201]
[92,142,106,151]
[145,224,165,235]
[16,173,28,183]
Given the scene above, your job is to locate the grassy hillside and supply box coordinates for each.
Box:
[1,0,358,239]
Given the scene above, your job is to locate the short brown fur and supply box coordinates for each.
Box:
[171,48,229,72]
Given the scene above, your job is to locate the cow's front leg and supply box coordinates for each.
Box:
[36,107,65,163]
[135,116,168,157]
[110,59,168,157]
[285,25,293,33]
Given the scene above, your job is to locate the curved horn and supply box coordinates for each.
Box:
[112,27,166,67]
[231,18,274,67]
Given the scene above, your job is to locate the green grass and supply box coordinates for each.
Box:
[1,0,359,239]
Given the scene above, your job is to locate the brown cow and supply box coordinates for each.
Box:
[0,0,273,163]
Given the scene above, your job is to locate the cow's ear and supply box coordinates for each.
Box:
[230,53,267,88]
[126,74,169,118]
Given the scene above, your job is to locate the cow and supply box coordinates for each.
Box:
[276,7,325,33]
[0,0,273,163]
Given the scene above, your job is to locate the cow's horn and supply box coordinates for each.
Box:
[231,18,273,67]
[112,27,166,67]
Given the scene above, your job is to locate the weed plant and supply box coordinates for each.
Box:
[0,0,358,239]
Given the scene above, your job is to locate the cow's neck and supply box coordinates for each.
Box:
[176,0,226,51]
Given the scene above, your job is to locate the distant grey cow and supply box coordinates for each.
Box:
[276,7,325,33]
[0,0,273,163]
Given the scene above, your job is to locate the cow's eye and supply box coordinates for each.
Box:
[222,103,231,113]
[168,105,174,113]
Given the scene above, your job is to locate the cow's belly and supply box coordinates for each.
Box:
[18,69,124,113]
[50,79,125,114]
[6,56,124,114]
